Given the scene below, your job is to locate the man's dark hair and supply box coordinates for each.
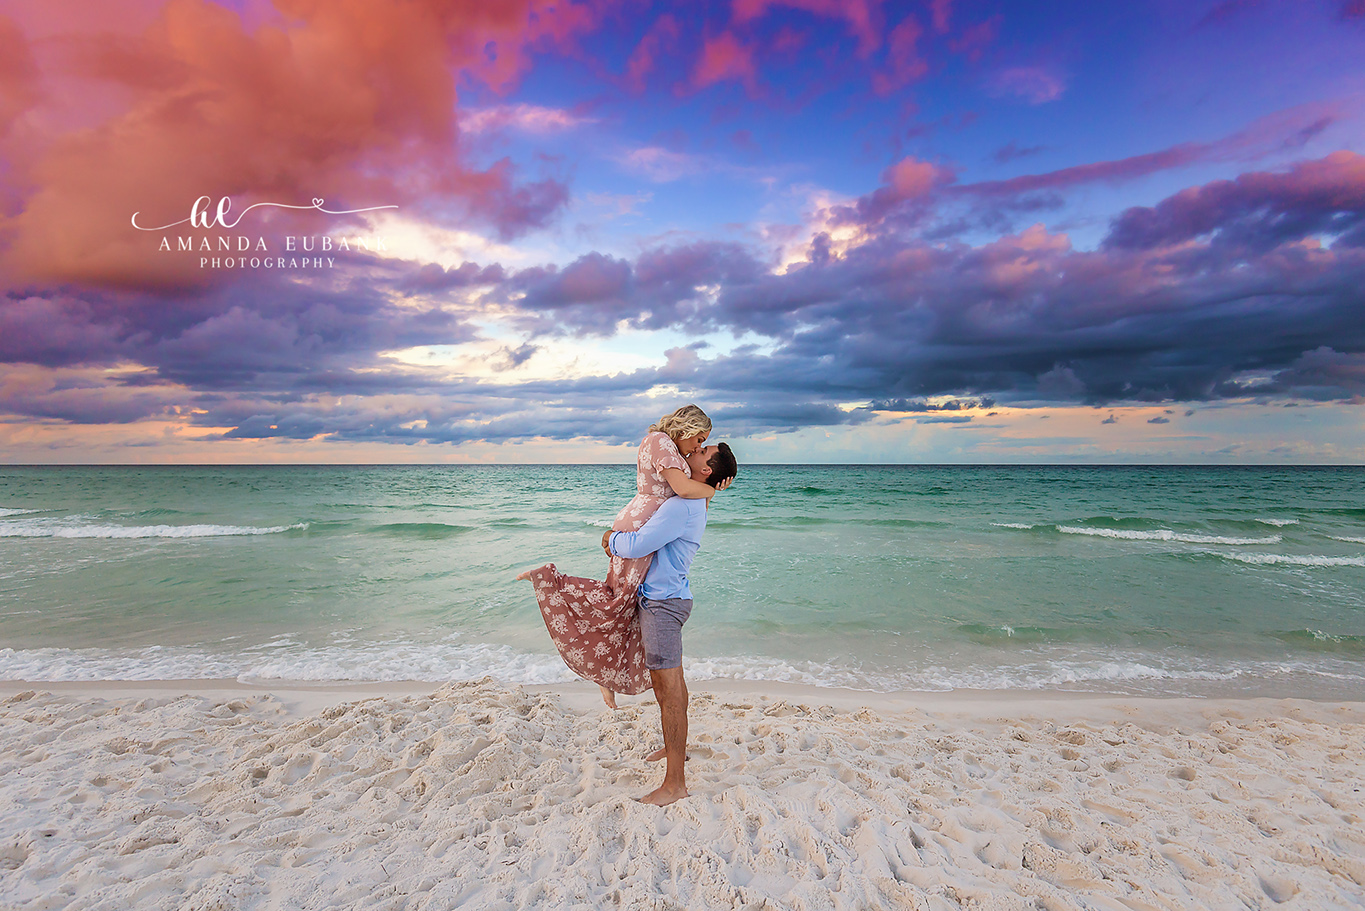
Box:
[703,442,737,488]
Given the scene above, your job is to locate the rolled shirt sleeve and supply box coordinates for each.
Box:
[609,497,688,559]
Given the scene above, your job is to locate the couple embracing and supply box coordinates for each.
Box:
[516,405,738,806]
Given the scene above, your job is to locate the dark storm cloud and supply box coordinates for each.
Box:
[395,261,507,294]
[498,151,1365,411]
[2,380,179,424]
[868,398,995,412]
[3,151,1364,445]
[1103,151,1365,251]
[0,293,125,366]
[507,242,766,335]
[837,106,1343,239]
[192,385,864,446]
[2,266,478,392]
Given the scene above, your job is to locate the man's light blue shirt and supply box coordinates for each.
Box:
[607,495,707,601]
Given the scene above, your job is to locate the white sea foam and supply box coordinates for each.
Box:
[0,519,307,538]
[1057,526,1279,545]
[4,644,1362,698]
[991,522,1035,529]
[0,643,576,685]
[907,661,1240,691]
[0,507,39,517]
[1255,518,1299,526]
[686,653,1248,692]
[1328,535,1365,545]
[1220,553,1365,567]
[238,643,575,685]
[0,647,243,681]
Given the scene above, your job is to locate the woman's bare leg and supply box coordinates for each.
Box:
[599,684,618,709]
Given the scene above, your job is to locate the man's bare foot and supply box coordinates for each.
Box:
[599,685,617,709]
[645,748,691,762]
[637,784,689,806]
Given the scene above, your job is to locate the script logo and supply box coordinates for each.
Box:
[131,196,397,231]
[134,196,396,271]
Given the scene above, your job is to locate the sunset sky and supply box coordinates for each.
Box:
[1,0,1363,463]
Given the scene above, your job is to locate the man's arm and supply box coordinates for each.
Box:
[607,497,691,559]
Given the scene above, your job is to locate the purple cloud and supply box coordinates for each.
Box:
[986,66,1067,104]
[1104,150,1365,250]
[992,141,1047,164]
[3,149,1364,445]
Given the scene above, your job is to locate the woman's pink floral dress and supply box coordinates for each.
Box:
[526,432,688,695]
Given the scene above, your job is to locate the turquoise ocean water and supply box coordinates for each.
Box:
[1,465,1362,698]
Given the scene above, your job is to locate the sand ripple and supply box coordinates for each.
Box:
[2,680,1364,910]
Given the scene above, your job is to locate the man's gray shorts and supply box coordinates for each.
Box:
[637,595,693,670]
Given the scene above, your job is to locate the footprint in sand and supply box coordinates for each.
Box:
[1259,873,1300,903]
[0,842,29,871]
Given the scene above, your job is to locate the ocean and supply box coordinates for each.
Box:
[1,464,1362,698]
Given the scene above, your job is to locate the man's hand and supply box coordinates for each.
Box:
[601,529,612,557]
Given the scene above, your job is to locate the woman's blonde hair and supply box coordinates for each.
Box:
[649,404,711,442]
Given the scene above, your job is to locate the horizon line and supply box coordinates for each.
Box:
[3,462,1362,469]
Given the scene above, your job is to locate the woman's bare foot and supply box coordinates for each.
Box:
[638,784,689,806]
[599,685,617,709]
[514,567,536,581]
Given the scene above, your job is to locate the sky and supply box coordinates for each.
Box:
[0,0,1363,464]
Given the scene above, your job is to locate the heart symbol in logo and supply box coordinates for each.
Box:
[312,198,324,208]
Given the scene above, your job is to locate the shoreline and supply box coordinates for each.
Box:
[4,673,1363,721]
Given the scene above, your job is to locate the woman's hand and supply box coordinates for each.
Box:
[715,476,733,492]
[661,466,719,499]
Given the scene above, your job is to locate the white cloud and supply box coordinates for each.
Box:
[616,146,705,183]
[460,104,594,134]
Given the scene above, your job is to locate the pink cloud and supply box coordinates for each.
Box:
[871,15,928,96]
[830,156,956,226]
[731,0,883,56]
[929,0,953,33]
[770,25,807,55]
[0,16,41,138]
[623,14,679,94]
[947,16,999,62]
[885,158,947,198]
[968,145,1211,198]
[692,31,758,91]
[961,103,1342,200]
[0,0,599,291]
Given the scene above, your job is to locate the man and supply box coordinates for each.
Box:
[601,441,737,806]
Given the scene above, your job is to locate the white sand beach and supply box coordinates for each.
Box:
[2,678,1363,910]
